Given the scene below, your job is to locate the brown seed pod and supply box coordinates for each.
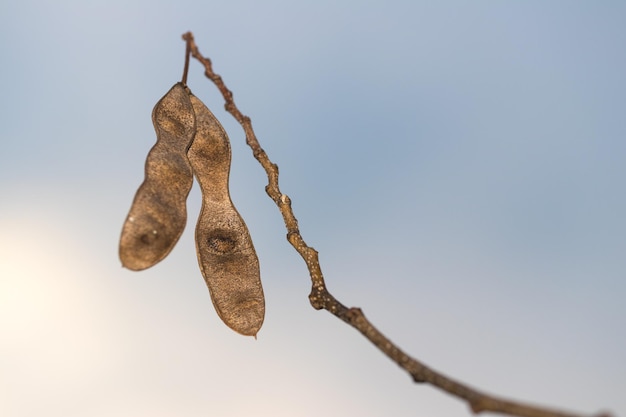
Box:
[119,83,196,271]
[187,92,265,337]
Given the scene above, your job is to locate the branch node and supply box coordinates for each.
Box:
[411,374,427,384]
[308,293,324,310]
[345,307,363,323]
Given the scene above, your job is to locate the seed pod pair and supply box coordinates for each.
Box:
[119,83,264,336]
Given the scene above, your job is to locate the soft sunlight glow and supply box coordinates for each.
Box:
[0,210,123,417]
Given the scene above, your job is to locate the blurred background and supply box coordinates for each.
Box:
[1,1,625,416]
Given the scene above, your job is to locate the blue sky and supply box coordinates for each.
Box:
[1,1,625,416]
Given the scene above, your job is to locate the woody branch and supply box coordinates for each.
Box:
[181,31,611,417]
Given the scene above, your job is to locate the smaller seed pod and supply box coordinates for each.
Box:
[187,92,265,337]
[119,83,196,271]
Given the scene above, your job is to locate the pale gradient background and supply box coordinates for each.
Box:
[1,1,625,416]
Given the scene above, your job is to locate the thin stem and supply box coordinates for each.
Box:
[180,31,613,417]
[181,41,191,85]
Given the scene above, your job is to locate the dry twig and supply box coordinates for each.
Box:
[181,31,612,417]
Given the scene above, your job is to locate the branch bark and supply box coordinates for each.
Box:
[181,31,612,417]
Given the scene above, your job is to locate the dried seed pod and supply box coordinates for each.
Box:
[119,83,196,270]
[187,93,265,337]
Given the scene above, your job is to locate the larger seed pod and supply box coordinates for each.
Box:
[187,93,265,337]
[119,83,196,271]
